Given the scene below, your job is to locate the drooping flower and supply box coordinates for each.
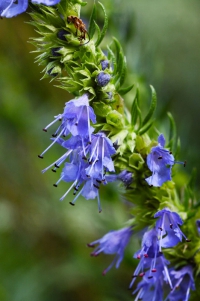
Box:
[166,266,195,301]
[154,208,190,252]
[87,227,133,275]
[130,228,172,290]
[0,0,60,18]
[131,260,165,301]
[38,94,96,158]
[41,131,116,212]
[58,133,116,212]
[145,134,185,187]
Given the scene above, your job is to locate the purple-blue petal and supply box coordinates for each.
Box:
[81,179,98,200]
[1,0,28,17]
[158,134,165,147]
[32,0,60,4]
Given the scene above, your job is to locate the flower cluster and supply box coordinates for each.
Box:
[88,207,194,300]
[0,0,60,18]
[129,208,193,300]
[39,94,120,212]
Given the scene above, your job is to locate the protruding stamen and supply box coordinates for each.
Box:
[43,114,62,132]
[87,243,95,248]
[42,151,72,174]
[97,192,102,213]
[53,175,64,188]
[60,181,78,201]
[38,155,43,159]
[69,187,84,205]
[39,128,64,158]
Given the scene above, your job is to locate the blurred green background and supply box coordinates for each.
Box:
[0,0,200,300]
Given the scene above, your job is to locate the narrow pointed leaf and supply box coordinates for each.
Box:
[95,2,108,47]
[88,2,97,38]
[138,119,154,135]
[131,88,141,127]
[94,21,101,46]
[107,45,117,74]
[118,84,134,95]
[141,85,157,127]
[167,112,177,152]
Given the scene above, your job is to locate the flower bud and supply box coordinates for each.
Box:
[96,72,111,87]
[100,60,109,70]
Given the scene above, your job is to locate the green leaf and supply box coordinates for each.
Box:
[94,21,101,45]
[107,45,117,74]
[118,84,134,96]
[95,2,108,47]
[131,88,141,127]
[112,37,126,87]
[141,85,157,127]
[174,137,181,158]
[138,119,155,135]
[88,1,97,39]
[119,56,127,86]
[167,112,177,152]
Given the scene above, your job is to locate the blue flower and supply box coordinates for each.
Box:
[131,260,165,301]
[100,60,109,70]
[154,208,190,252]
[0,0,60,18]
[59,133,116,212]
[166,266,195,301]
[41,132,116,212]
[145,134,185,187]
[117,170,133,188]
[38,94,96,158]
[87,227,133,275]
[130,229,173,290]
[96,72,111,87]
[196,219,200,235]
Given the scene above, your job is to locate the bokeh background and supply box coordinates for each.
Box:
[0,0,200,300]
